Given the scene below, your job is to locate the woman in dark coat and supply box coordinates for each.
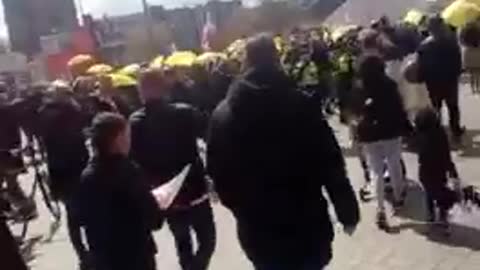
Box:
[78,113,160,270]
[352,54,410,230]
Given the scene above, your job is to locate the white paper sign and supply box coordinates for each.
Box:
[152,164,191,210]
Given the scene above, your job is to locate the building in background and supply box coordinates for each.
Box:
[153,0,241,51]
[41,28,96,79]
[89,0,242,64]
[325,0,452,25]
[2,0,78,57]
[297,0,347,18]
[0,52,30,89]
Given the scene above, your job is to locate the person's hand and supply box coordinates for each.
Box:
[343,224,357,236]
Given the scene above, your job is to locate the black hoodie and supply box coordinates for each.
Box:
[352,54,411,143]
[207,67,360,264]
[79,154,158,270]
[130,100,208,207]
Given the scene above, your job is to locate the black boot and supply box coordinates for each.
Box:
[438,209,451,237]
[376,212,389,231]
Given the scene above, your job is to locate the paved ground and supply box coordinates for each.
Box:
[11,86,480,270]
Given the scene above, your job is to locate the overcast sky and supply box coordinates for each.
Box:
[0,0,259,37]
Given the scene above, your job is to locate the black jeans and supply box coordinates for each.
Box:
[256,263,327,270]
[420,170,457,221]
[251,245,332,270]
[0,218,28,270]
[96,253,156,270]
[167,201,216,270]
[237,222,332,270]
[64,196,90,267]
[426,81,462,135]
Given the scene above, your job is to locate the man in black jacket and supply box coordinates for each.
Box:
[418,15,464,138]
[207,34,360,270]
[79,113,159,270]
[130,69,216,270]
[37,87,91,270]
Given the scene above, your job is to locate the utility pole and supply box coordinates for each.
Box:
[142,0,156,57]
[76,0,85,25]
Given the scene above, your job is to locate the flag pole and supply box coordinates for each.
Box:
[142,0,155,57]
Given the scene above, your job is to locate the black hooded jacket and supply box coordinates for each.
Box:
[350,55,411,143]
[38,97,89,200]
[78,154,158,270]
[130,100,207,207]
[418,35,462,86]
[207,67,360,263]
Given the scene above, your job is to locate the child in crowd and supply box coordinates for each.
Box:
[414,108,460,230]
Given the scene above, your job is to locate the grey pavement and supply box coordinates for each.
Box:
[12,85,480,270]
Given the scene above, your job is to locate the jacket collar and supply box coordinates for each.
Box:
[144,99,168,113]
[93,153,128,165]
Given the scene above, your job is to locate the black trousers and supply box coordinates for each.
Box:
[426,81,462,135]
[167,201,216,270]
[256,262,328,270]
[420,170,457,221]
[96,253,156,270]
[244,239,332,270]
[0,218,28,270]
[253,252,331,270]
[236,222,332,270]
[64,194,89,266]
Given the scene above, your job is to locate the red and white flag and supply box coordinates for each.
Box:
[201,12,217,51]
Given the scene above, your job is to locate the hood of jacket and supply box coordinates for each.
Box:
[225,67,295,116]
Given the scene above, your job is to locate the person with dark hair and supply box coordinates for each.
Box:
[418,15,465,139]
[414,108,460,232]
[79,112,160,270]
[166,67,198,108]
[130,68,216,270]
[351,54,410,230]
[207,33,360,270]
[285,28,335,116]
[37,86,91,270]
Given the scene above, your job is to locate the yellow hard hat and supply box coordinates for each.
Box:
[165,51,197,67]
[150,55,165,68]
[87,64,114,75]
[108,73,138,88]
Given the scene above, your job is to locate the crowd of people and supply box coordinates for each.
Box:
[2,10,480,270]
